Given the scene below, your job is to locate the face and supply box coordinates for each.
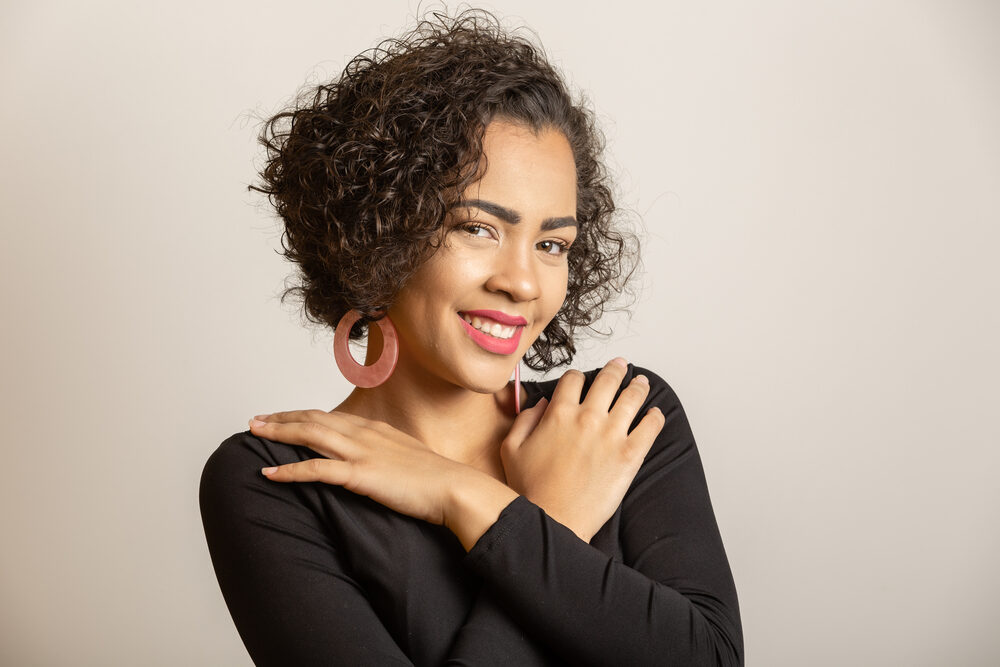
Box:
[388,117,578,393]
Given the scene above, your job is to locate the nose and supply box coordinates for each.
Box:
[484,240,541,302]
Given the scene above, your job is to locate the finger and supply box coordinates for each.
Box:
[549,369,585,407]
[261,458,352,485]
[311,407,392,432]
[326,409,376,429]
[501,397,549,452]
[255,409,337,424]
[248,418,359,460]
[607,373,653,431]
[256,409,365,438]
[580,357,631,414]
[623,408,666,459]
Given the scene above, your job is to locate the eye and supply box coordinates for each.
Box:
[460,223,494,240]
[458,222,571,257]
[538,239,572,256]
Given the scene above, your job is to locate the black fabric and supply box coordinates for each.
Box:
[199,363,743,666]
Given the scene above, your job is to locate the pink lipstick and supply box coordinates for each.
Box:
[457,312,524,355]
[460,309,528,326]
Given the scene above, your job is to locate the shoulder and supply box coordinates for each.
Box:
[620,364,701,477]
[586,362,699,472]
[607,363,689,443]
[531,362,684,414]
[620,363,686,422]
[202,430,264,472]
[198,429,362,547]
[201,430,307,479]
[541,362,698,469]
[199,430,322,507]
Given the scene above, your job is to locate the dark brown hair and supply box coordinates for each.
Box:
[251,7,639,372]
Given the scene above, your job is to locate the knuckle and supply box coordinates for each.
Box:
[623,439,650,462]
[544,402,570,421]
[576,409,603,431]
[626,384,649,399]
[303,421,326,436]
[617,438,638,458]
[602,362,627,377]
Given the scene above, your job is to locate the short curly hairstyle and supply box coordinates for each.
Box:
[251,7,639,372]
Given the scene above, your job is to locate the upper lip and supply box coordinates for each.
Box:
[459,309,528,327]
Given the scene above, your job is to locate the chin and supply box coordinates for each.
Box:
[461,375,511,395]
[454,361,517,394]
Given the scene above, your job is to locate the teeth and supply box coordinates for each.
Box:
[461,313,517,339]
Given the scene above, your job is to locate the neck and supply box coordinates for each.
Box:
[331,322,520,471]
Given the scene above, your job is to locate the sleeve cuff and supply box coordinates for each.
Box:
[464,494,534,569]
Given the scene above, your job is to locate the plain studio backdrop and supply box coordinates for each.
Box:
[1,0,997,664]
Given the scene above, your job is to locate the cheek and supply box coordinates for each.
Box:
[425,243,484,284]
[542,269,570,317]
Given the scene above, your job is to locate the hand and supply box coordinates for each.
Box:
[500,359,665,542]
[250,410,470,525]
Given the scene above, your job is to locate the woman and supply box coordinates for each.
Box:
[200,8,742,666]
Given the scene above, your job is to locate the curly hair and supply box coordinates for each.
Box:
[250,7,640,372]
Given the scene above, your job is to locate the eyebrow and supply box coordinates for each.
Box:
[455,198,578,231]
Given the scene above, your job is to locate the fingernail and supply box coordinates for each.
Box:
[634,374,649,384]
[253,414,271,421]
[610,357,627,368]
[261,467,277,475]
[249,418,267,427]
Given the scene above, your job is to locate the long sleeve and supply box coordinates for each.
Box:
[199,435,414,666]
[199,364,741,666]
[460,365,743,666]
[445,588,562,665]
[199,432,557,666]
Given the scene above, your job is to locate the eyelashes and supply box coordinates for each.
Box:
[458,222,572,256]
[538,239,571,256]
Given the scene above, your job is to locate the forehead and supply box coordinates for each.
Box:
[462,119,577,215]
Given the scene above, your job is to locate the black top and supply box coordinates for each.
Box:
[199,363,743,666]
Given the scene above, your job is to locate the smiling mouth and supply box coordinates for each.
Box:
[457,311,522,340]
[456,312,524,355]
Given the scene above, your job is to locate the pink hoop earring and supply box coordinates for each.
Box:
[333,310,399,388]
[514,362,521,415]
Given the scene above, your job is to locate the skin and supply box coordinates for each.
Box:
[332,117,580,477]
[249,118,665,550]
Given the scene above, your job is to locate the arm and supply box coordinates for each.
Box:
[459,366,743,666]
[199,434,413,667]
[228,364,740,664]
[200,432,558,666]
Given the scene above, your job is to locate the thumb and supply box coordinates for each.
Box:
[504,397,548,451]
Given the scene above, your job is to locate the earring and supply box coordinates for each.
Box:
[514,361,521,415]
[333,309,399,388]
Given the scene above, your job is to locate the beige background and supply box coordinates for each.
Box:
[2,0,998,664]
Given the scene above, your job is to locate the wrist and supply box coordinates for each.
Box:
[526,500,594,543]
[444,471,519,552]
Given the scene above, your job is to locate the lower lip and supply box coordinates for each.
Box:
[458,314,523,355]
